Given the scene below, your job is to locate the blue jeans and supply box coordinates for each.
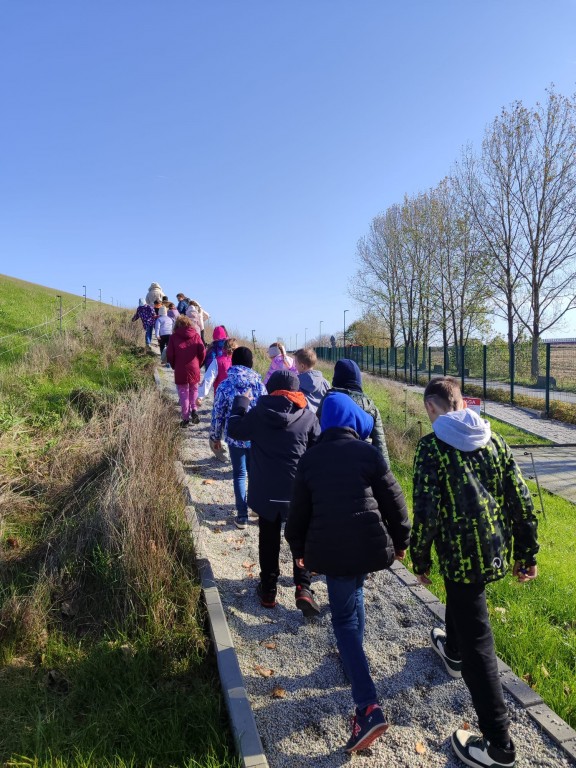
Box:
[326,574,376,711]
[145,325,153,344]
[228,445,249,519]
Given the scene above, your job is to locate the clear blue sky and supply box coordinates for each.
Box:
[2,1,576,345]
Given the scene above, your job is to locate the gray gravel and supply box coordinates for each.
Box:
[159,368,573,768]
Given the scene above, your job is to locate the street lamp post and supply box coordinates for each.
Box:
[304,328,308,346]
[343,309,349,348]
[319,320,323,346]
[56,295,63,333]
[98,288,102,303]
[82,285,87,309]
[251,329,256,350]
[295,333,298,348]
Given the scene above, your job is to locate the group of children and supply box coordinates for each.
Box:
[196,335,539,767]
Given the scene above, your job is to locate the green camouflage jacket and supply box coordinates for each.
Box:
[410,432,539,584]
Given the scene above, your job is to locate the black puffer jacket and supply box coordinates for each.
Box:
[227,394,320,521]
[285,427,410,577]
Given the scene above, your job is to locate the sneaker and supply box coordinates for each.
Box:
[451,729,516,768]
[295,586,321,617]
[179,419,190,427]
[256,582,277,608]
[431,627,462,679]
[190,410,200,424]
[234,518,248,530]
[344,704,389,753]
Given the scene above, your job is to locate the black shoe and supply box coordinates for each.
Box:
[451,729,516,767]
[256,582,277,609]
[431,627,462,678]
[295,586,320,617]
[190,410,200,424]
[344,704,388,753]
[179,419,190,427]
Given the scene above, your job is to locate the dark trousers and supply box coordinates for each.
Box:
[158,334,170,354]
[444,579,510,747]
[258,513,311,592]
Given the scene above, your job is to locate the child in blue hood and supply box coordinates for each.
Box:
[286,392,410,753]
[411,376,539,768]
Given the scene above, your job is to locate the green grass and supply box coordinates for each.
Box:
[318,361,576,728]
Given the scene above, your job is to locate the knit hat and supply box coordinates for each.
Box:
[320,392,374,439]
[158,306,167,316]
[213,325,227,341]
[268,344,281,358]
[138,298,144,306]
[332,359,363,393]
[232,346,253,368]
[267,370,299,394]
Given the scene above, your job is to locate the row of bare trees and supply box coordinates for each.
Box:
[352,88,576,376]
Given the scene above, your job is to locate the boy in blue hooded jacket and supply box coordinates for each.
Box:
[286,392,410,753]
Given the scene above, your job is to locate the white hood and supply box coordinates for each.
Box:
[433,409,491,452]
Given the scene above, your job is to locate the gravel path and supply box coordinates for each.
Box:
[158,367,574,768]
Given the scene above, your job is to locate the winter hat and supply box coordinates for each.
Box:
[267,370,299,394]
[232,346,253,368]
[332,359,363,393]
[213,325,227,341]
[268,344,281,358]
[320,392,374,439]
[158,306,167,316]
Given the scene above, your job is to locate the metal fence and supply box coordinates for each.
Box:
[315,342,576,415]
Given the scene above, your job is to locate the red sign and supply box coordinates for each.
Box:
[463,397,482,414]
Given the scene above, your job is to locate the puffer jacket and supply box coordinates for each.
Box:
[227,393,320,520]
[317,388,389,465]
[166,325,205,385]
[145,283,163,305]
[286,427,410,577]
[154,315,174,338]
[263,353,297,384]
[411,431,539,584]
[210,366,267,448]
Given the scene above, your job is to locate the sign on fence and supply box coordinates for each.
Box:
[463,396,482,414]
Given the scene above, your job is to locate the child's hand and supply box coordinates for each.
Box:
[416,571,432,585]
[513,562,538,582]
[394,549,406,561]
[295,558,305,569]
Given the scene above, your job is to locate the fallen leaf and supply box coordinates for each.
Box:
[255,665,274,677]
[494,606,506,614]
[415,741,426,754]
[242,561,256,569]
[462,722,470,731]
[213,528,222,534]
[202,479,215,485]
[246,572,256,578]
[271,685,286,698]
[261,641,277,650]
[541,664,550,678]
[522,673,534,686]
[564,684,571,696]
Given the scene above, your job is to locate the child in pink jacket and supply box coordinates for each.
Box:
[263,342,297,384]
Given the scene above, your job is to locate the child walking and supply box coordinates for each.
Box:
[154,305,174,357]
[286,392,410,753]
[197,333,237,404]
[294,347,330,413]
[411,376,539,768]
[131,299,156,347]
[263,342,297,384]
[166,315,205,427]
[210,347,267,528]
[227,370,321,614]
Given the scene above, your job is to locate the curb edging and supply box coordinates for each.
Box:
[175,462,270,768]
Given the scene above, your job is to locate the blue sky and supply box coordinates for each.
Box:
[2,1,576,345]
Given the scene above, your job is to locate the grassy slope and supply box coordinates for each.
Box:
[317,365,576,728]
[0,277,238,768]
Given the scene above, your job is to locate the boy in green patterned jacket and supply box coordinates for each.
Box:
[410,377,539,768]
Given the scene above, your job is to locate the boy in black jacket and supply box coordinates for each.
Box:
[411,377,538,768]
[227,370,321,614]
[286,392,410,753]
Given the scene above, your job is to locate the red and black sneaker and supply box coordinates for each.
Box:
[345,704,389,753]
[295,586,321,617]
[256,582,277,609]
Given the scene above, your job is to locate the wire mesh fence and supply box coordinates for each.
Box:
[316,341,576,414]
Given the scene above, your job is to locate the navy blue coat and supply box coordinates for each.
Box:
[227,394,321,521]
[285,427,410,577]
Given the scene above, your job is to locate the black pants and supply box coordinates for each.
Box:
[158,334,170,354]
[258,513,311,592]
[444,579,510,747]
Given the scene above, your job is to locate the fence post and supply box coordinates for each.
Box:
[386,348,389,377]
[483,344,487,403]
[428,347,431,381]
[378,347,381,376]
[510,343,515,404]
[404,347,408,383]
[545,343,551,418]
[461,345,465,394]
[443,345,447,375]
[394,347,397,379]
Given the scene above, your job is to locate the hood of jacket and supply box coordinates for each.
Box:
[255,394,308,429]
[320,391,374,439]
[433,408,492,451]
[332,359,363,392]
[226,365,263,391]
[172,325,200,342]
[298,369,326,392]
